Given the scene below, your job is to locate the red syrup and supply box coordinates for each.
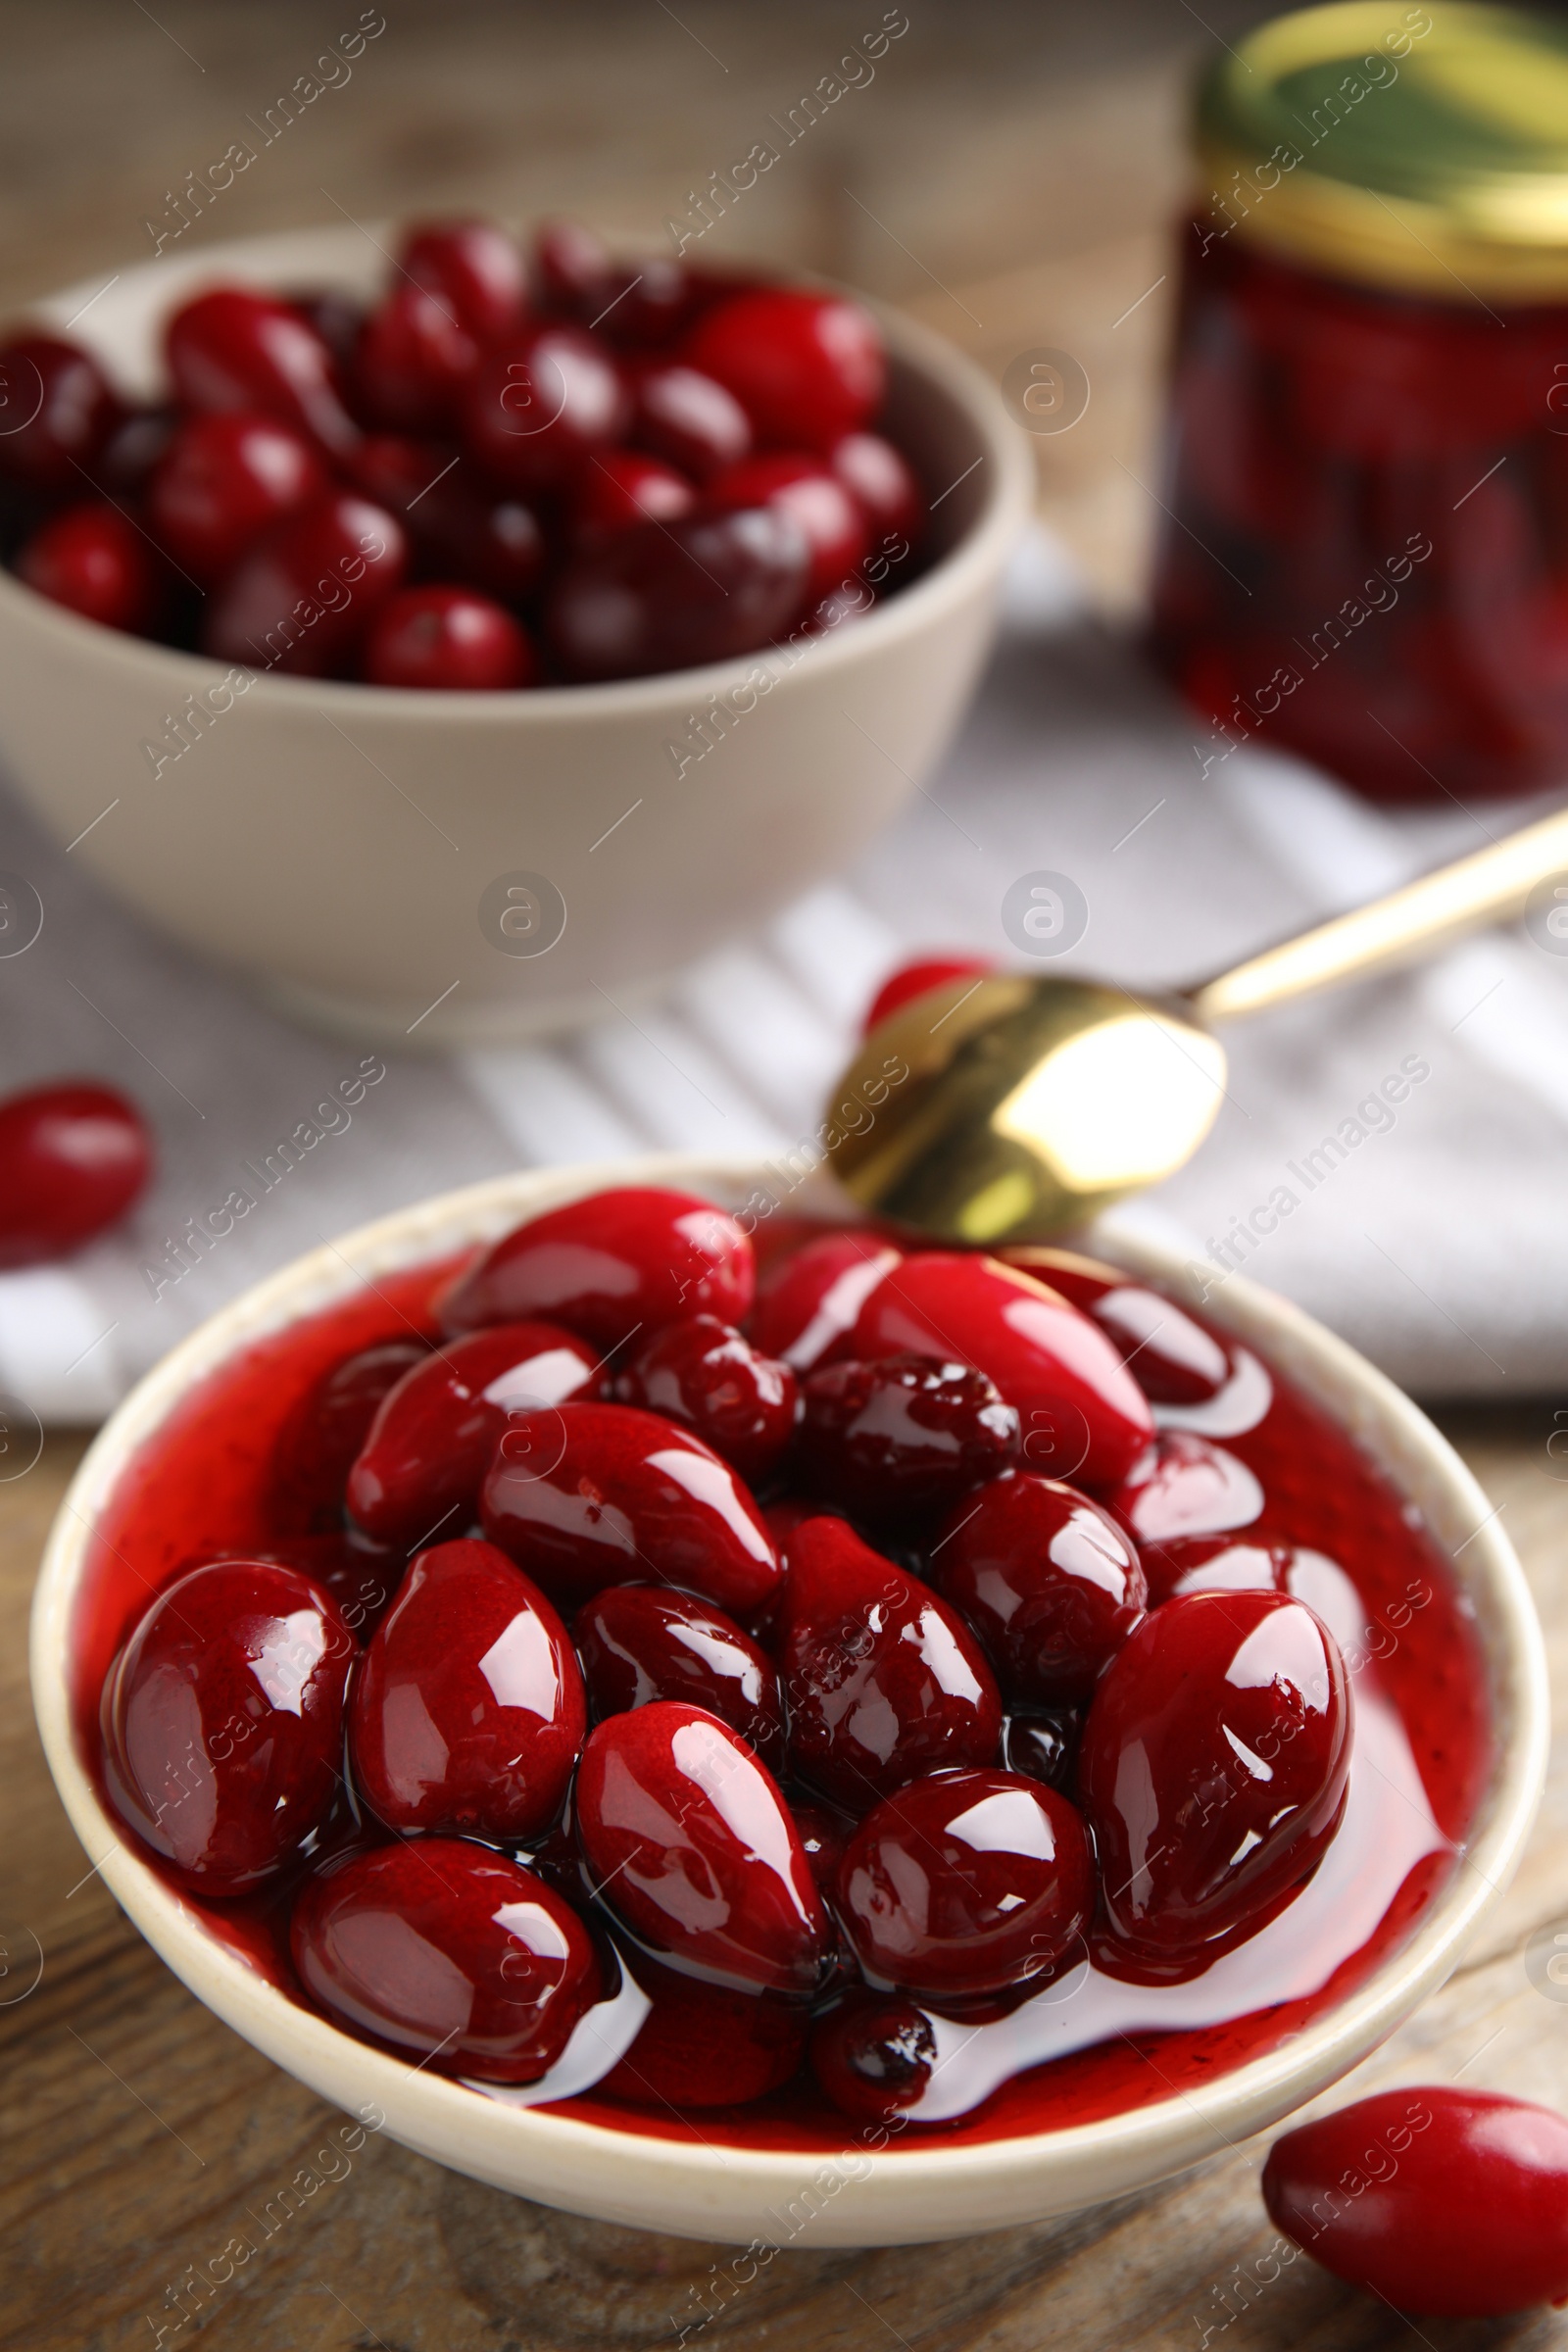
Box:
[70,1242,1494,2155]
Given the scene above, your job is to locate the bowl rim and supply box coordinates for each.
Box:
[28,1153,1548,2245]
[0,221,1033,718]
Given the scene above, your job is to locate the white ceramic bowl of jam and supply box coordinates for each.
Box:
[0,227,1030,1049]
[29,1156,1546,2246]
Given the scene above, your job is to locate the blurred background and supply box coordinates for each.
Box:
[0,0,1284,610]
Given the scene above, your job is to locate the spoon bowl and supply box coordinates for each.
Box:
[831,972,1227,1244]
[832,798,1568,1244]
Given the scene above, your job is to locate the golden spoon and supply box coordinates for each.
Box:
[826,804,1568,1246]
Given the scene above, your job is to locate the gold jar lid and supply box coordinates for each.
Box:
[1195,2,1568,301]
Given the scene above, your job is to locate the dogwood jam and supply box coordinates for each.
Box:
[1151,6,1568,803]
[74,1240,1491,2153]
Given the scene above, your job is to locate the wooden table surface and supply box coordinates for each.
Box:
[3,7,1566,2347]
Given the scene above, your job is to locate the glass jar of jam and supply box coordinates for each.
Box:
[1150,2,1568,803]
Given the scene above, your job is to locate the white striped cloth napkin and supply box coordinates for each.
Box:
[4,525,1566,1426]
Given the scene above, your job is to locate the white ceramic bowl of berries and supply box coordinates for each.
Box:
[0,220,1031,1046]
[29,1156,1546,2247]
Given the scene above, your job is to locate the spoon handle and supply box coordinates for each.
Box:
[1187,805,1568,1026]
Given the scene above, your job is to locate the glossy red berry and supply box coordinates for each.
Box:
[620,1314,797,1486]
[574,1699,827,1994]
[790,1797,853,1894]
[747,1229,903,1371]
[595,257,694,350]
[1001,1254,1237,1407]
[462,324,628,492]
[148,411,324,584]
[0,333,120,491]
[848,1251,1154,1490]
[1106,1430,1264,1544]
[481,1401,781,1617]
[284,288,366,369]
[1088,1285,1233,1405]
[862,956,992,1036]
[346,1319,599,1547]
[352,285,480,433]
[268,1336,432,1535]
[547,506,808,681]
[349,438,547,601]
[348,1538,585,1839]
[291,1838,600,2082]
[0,1081,152,1267]
[1079,1590,1352,1979]
[362,583,536,689]
[95,404,177,498]
[682,289,885,451]
[344,430,450,512]
[17,504,161,632]
[930,1471,1146,1706]
[202,490,407,674]
[416,475,547,599]
[762,1495,849,1571]
[710,451,870,603]
[401,219,527,344]
[836,1767,1093,2002]
[573,448,695,546]
[166,287,359,457]
[831,431,923,542]
[777,1516,1002,1809]
[810,1992,937,2123]
[533,218,614,316]
[1140,1533,1291,1607]
[573,1583,784,1769]
[1262,2086,1568,2318]
[1002,1706,1081,1790]
[631,364,751,480]
[443,1187,755,1349]
[797,1351,1019,1530]
[217,1531,406,1642]
[992,1243,1126,1308]
[102,1560,353,1893]
[597,1953,808,2108]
